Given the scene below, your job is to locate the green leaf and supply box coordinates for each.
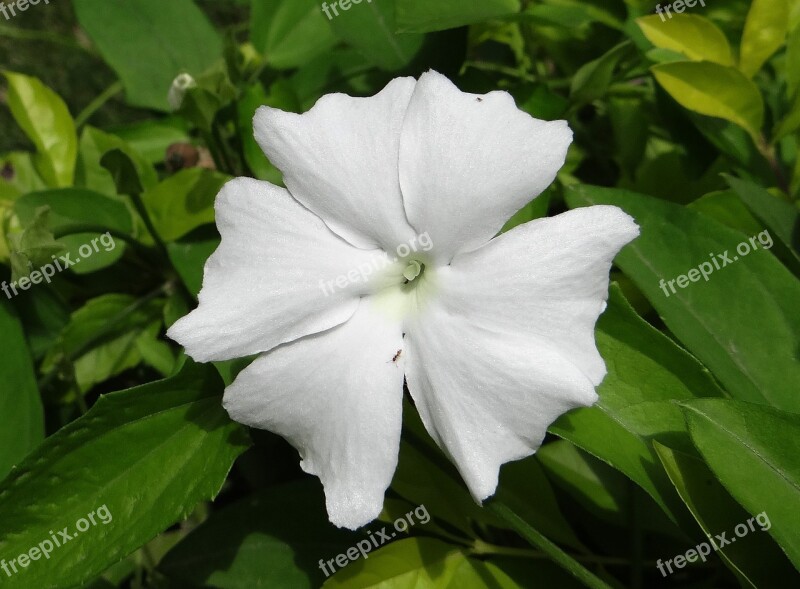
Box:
[0,300,43,481]
[566,184,800,413]
[636,14,733,65]
[653,441,796,587]
[725,175,800,262]
[570,42,631,107]
[652,61,764,140]
[0,362,250,588]
[142,168,230,242]
[3,72,77,188]
[160,480,360,589]
[14,188,133,274]
[73,0,223,111]
[395,0,520,33]
[41,293,164,394]
[328,0,424,70]
[251,0,338,69]
[322,538,519,588]
[6,207,63,282]
[549,285,723,525]
[681,399,800,569]
[739,0,789,78]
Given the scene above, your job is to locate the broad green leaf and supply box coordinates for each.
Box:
[522,0,623,31]
[725,175,800,262]
[0,362,250,588]
[774,90,800,140]
[160,480,360,589]
[73,0,223,111]
[549,285,723,525]
[681,399,800,569]
[654,442,796,587]
[0,300,43,481]
[636,14,733,65]
[3,72,77,188]
[395,0,520,33]
[652,61,764,140]
[142,168,230,242]
[328,0,424,70]
[41,293,164,394]
[323,538,518,588]
[15,188,133,274]
[566,184,800,413]
[688,190,764,237]
[739,0,789,77]
[6,206,63,282]
[570,42,631,107]
[251,0,338,69]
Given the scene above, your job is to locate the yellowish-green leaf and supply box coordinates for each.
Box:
[3,72,77,187]
[739,0,789,77]
[652,61,764,140]
[636,14,733,65]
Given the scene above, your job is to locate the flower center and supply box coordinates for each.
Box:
[402,259,425,283]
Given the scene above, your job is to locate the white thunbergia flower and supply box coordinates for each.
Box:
[167,71,639,530]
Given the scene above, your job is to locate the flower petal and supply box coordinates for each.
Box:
[167,177,388,362]
[254,77,418,251]
[223,300,405,529]
[403,205,639,501]
[404,302,598,502]
[398,70,573,262]
[440,205,639,384]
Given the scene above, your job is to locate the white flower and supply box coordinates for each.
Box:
[167,71,639,530]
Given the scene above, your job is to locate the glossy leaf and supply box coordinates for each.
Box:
[681,399,800,569]
[3,72,77,188]
[652,61,764,140]
[0,362,250,588]
[0,300,43,481]
[636,14,733,65]
[654,441,796,587]
[739,0,789,78]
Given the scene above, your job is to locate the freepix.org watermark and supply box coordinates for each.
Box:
[655,0,706,21]
[1,505,113,578]
[318,504,430,578]
[318,232,433,297]
[0,0,51,21]
[2,231,117,299]
[658,230,772,297]
[321,0,372,21]
[656,511,770,577]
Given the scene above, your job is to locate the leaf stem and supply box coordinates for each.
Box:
[487,500,614,589]
[75,81,124,128]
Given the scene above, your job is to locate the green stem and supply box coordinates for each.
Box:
[75,81,124,128]
[0,24,91,53]
[488,501,614,589]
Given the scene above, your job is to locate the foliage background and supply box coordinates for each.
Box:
[0,0,798,587]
